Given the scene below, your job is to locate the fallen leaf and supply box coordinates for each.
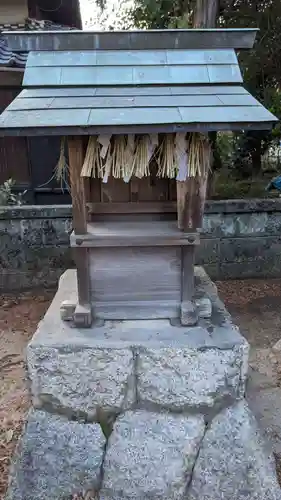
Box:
[5,430,14,443]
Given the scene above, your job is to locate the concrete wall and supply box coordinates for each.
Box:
[1,199,281,291]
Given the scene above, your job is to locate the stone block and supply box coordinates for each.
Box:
[196,238,220,265]
[265,212,281,235]
[100,410,205,500]
[219,212,268,237]
[202,213,223,236]
[0,245,72,271]
[28,345,135,420]
[7,409,105,500]
[220,236,281,264]
[137,344,247,413]
[220,257,281,280]
[0,268,65,291]
[187,401,281,500]
[26,268,248,422]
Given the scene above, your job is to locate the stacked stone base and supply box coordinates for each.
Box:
[6,269,281,500]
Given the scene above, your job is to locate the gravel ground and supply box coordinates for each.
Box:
[0,291,53,499]
[217,279,281,348]
[1,280,281,498]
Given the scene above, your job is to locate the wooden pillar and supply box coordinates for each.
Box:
[69,136,88,234]
[176,0,218,326]
[176,177,203,232]
[180,246,197,326]
[61,136,92,327]
[177,176,201,325]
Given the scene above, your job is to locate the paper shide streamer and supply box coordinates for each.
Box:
[55,133,211,183]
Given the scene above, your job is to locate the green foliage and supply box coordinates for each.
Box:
[216,133,235,169]
[212,170,276,199]
[94,0,281,176]
[128,0,194,29]
[0,179,26,206]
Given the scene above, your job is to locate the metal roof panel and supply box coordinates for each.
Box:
[23,63,243,87]
[19,86,248,99]
[0,86,276,134]
[207,64,242,83]
[0,97,277,133]
[8,93,261,112]
[26,49,238,67]
[0,29,278,135]
[23,66,62,86]
[3,29,258,52]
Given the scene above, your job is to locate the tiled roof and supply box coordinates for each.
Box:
[0,18,77,69]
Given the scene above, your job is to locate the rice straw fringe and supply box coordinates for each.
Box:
[61,133,213,181]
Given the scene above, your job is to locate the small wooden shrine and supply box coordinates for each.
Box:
[0,29,277,327]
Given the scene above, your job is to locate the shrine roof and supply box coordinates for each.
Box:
[0,29,278,136]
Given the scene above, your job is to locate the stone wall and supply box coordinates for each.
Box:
[1,198,281,291]
[6,269,281,500]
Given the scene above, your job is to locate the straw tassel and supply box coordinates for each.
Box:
[157,133,177,178]
[81,136,102,178]
[55,137,68,182]
[79,133,211,181]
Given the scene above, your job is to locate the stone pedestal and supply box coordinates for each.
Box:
[6,268,281,500]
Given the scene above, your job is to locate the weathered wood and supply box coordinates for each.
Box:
[137,164,169,202]
[180,246,198,326]
[181,247,195,303]
[176,177,203,231]
[68,137,91,327]
[130,178,140,202]
[68,136,87,234]
[191,0,218,222]
[176,181,187,230]
[101,177,130,203]
[81,136,91,208]
[0,68,24,87]
[73,247,92,327]
[90,178,101,203]
[89,247,181,308]
[92,301,180,320]
[87,201,177,214]
[70,221,200,248]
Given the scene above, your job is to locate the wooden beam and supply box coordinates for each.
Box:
[179,0,218,324]
[0,68,24,87]
[87,201,177,215]
[67,136,91,327]
[176,176,204,232]
[68,136,87,234]
[180,247,197,325]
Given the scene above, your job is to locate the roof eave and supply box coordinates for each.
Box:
[0,120,276,137]
[2,28,258,52]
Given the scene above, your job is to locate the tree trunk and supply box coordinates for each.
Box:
[193,0,219,28]
[193,0,219,199]
[251,140,262,175]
